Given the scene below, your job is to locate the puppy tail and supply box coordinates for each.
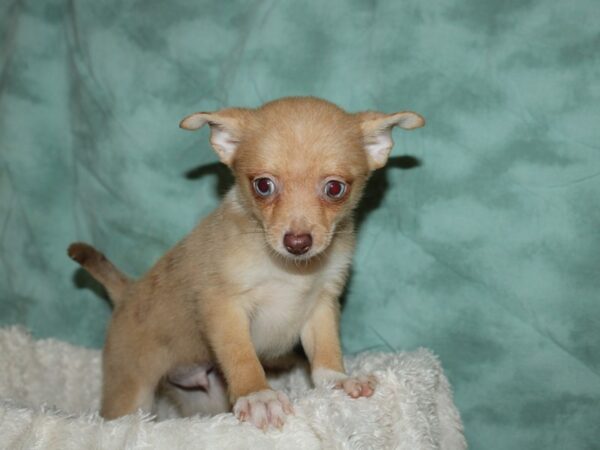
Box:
[68,242,131,306]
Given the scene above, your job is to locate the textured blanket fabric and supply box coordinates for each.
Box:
[0,327,465,450]
[1,1,600,449]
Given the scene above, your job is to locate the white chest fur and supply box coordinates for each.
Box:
[249,272,326,358]
[236,251,350,359]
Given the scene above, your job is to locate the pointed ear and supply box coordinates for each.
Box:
[179,108,250,166]
[358,111,425,170]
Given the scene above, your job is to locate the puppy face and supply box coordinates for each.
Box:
[180,97,424,260]
[231,100,371,260]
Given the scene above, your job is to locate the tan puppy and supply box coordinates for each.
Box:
[68,97,424,428]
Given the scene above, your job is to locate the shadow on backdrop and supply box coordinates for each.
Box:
[72,268,111,305]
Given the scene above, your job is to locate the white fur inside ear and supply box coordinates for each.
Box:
[364,131,393,170]
[209,124,239,165]
[362,111,425,170]
[180,112,241,165]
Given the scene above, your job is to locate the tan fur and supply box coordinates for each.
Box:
[68,97,424,425]
[67,243,130,303]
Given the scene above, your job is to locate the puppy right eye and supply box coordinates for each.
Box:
[253,177,276,197]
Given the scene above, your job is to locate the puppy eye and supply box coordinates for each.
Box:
[253,177,276,197]
[324,180,346,200]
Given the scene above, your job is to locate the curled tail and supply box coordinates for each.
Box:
[68,242,131,306]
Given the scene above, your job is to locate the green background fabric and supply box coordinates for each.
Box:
[1,0,599,448]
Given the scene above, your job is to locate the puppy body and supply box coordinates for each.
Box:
[69,97,424,428]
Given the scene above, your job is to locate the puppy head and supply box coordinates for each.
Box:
[180,97,424,260]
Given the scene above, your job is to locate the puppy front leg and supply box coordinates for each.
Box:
[207,303,293,429]
[301,295,376,398]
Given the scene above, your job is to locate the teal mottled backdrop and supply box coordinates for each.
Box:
[1,0,599,448]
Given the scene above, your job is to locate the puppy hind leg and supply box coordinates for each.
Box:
[100,370,157,419]
[100,346,172,420]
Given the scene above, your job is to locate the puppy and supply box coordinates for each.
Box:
[68,97,424,428]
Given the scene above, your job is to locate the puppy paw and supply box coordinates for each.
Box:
[233,389,294,429]
[313,368,377,398]
[335,375,377,398]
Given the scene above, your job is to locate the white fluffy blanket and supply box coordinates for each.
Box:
[0,327,466,449]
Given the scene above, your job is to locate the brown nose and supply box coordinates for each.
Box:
[283,233,312,255]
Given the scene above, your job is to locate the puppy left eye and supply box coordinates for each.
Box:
[324,180,346,200]
[253,177,276,197]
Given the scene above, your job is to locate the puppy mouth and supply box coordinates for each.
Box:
[282,249,318,262]
[275,248,320,263]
